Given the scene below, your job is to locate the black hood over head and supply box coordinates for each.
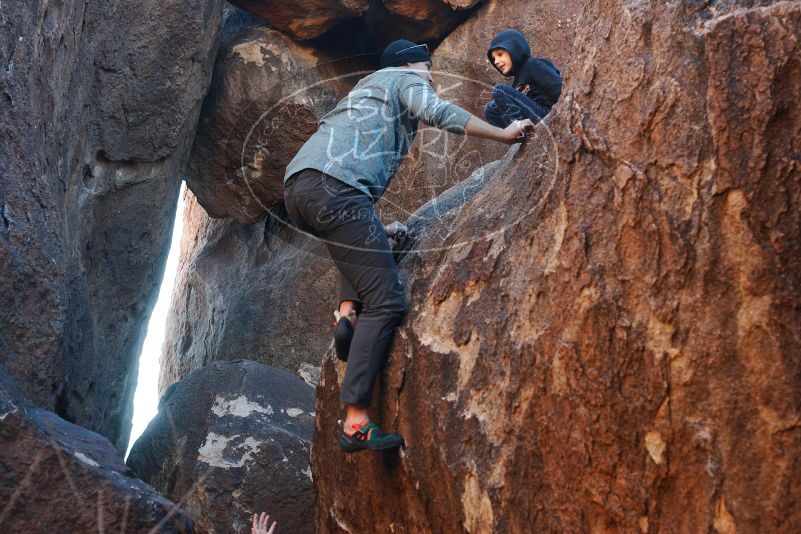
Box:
[486,29,531,77]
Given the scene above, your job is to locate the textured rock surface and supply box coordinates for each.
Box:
[378,0,581,222]
[312,1,801,532]
[227,0,484,44]
[366,0,482,45]
[187,10,370,224]
[0,366,193,532]
[128,360,315,534]
[158,186,341,394]
[226,0,369,40]
[0,0,223,450]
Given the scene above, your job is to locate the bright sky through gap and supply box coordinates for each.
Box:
[126,181,186,459]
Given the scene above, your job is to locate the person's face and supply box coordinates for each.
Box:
[405,60,434,85]
[491,49,513,75]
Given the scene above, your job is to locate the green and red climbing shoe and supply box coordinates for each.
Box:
[339,421,404,453]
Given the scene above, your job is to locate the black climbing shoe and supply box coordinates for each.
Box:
[334,316,354,362]
[339,422,404,453]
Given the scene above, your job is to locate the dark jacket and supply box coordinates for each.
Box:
[487,29,563,110]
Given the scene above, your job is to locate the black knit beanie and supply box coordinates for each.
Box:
[379,40,431,69]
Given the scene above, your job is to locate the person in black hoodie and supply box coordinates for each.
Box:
[484,29,563,128]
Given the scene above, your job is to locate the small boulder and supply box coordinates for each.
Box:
[128,360,315,534]
[0,367,192,532]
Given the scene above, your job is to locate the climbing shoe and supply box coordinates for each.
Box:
[339,421,404,453]
[333,310,356,362]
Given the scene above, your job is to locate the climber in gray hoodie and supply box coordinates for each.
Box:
[282,39,533,453]
[484,29,563,128]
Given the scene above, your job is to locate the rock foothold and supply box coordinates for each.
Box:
[186,18,369,224]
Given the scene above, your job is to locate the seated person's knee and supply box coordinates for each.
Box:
[483,101,496,121]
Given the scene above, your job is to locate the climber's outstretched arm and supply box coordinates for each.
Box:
[464,115,534,145]
[396,71,533,145]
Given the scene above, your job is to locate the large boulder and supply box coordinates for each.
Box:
[0,0,223,451]
[377,0,582,223]
[0,366,193,532]
[186,11,370,224]
[312,1,801,532]
[158,187,340,394]
[128,360,315,534]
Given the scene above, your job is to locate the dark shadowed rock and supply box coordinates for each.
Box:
[366,0,482,46]
[186,16,370,224]
[0,0,223,451]
[158,188,340,394]
[312,1,801,532]
[0,366,193,532]
[227,0,369,40]
[226,0,483,44]
[128,360,315,534]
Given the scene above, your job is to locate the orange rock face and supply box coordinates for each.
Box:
[312,1,801,532]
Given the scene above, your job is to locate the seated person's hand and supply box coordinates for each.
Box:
[251,512,276,534]
[503,119,535,144]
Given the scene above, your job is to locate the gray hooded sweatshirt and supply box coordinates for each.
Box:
[283,67,472,202]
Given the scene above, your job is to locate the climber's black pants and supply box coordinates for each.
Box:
[283,168,408,407]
